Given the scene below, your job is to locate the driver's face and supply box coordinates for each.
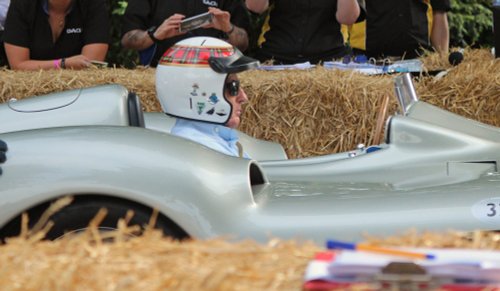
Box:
[224,74,248,129]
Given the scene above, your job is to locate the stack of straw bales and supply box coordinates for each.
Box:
[1,49,498,158]
[0,50,499,289]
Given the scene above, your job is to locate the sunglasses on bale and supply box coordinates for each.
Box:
[225,80,240,96]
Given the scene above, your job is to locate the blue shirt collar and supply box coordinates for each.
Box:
[179,119,238,142]
[172,119,249,158]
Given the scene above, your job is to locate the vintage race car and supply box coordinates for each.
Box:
[0,74,499,243]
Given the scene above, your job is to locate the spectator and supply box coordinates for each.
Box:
[347,0,451,59]
[245,0,365,64]
[0,0,9,67]
[3,0,110,70]
[156,36,259,158]
[121,1,250,67]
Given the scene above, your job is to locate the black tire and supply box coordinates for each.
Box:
[1,196,189,242]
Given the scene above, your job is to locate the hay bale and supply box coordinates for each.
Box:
[0,229,319,290]
[364,229,500,249]
[0,67,160,112]
[1,49,498,158]
[0,227,499,290]
[240,49,499,158]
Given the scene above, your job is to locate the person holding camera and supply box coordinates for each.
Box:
[121,1,250,67]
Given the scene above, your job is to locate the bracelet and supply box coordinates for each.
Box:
[61,58,66,69]
[226,24,235,35]
[54,59,61,69]
[147,26,161,43]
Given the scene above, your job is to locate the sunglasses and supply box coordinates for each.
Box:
[225,80,240,96]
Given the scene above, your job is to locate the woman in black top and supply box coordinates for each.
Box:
[3,0,109,70]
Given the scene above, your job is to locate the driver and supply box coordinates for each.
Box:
[155,36,259,158]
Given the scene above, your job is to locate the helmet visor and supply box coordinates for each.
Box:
[208,49,260,74]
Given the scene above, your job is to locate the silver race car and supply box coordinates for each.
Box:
[0,74,499,243]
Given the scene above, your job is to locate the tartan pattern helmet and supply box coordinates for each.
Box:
[156,37,259,124]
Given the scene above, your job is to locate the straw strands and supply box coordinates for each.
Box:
[0,49,498,158]
[0,224,320,290]
[0,199,319,290]
[0,224,499,290]
[0,201,499,291]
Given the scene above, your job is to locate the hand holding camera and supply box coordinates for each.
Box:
[179,12,214,33]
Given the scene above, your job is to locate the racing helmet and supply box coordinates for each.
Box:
[156,37,259,124]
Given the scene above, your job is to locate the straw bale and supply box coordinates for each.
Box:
[240,49,499,158]
[0,66,160,112]
[0,49,498,158]
[0,225,499,290]
[0,228,319,291]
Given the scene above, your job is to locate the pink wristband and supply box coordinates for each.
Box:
[54,59,61,69]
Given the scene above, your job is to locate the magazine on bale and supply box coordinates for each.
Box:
[304,241,500,290]
[257,59,423,75]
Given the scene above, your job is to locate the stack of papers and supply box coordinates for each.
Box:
[304,248,500,290]
[324,59,423,75]
[256,59,423,75]
[257,62,316,71]
[323,61,384,75]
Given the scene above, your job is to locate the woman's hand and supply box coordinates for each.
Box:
[65,55,91,69]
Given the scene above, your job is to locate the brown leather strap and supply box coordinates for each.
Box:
[373,95,390,145]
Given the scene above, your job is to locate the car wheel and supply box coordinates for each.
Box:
[44,197,189,241]
[0,196,189,242]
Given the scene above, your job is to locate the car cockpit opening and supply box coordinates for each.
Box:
[249,162,267,186]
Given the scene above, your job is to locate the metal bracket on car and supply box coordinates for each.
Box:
[394,73,419,116]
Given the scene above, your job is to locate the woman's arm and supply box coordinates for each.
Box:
[336,0,361,25]
[4,43,59,70]
[81,43,108,61]
[4,42,108,70]
[245,0,269,14]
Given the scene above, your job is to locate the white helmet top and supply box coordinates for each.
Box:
[155,37,259,124]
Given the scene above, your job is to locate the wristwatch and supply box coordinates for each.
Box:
[147,26,161,43]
